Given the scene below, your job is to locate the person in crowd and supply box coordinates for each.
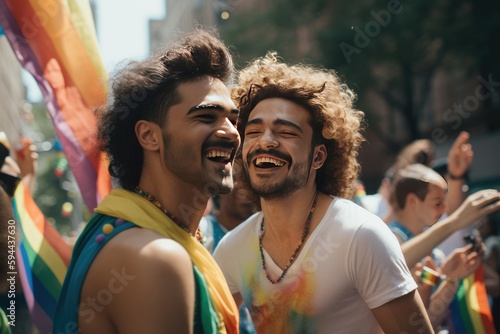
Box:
[432,131,475,256]
[358,139,435,223]
[54,29,241,333]
[0,140,15,334]
[400,187,500,269]
[201,187,258,254]
[360,131,473,227]
[388,163,485,329]
[0,133,37,334]
[200,185,258,334]
[214,52,433,333]
[478,215,500,329]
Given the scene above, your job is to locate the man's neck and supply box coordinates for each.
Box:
[260,188,319,240]
[138,178,208,235]
[394,210,422,237]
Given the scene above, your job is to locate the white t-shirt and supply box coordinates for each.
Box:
[358,193,391,219]
[214,197,417,334]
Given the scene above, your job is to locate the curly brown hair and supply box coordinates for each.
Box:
[232,52,365,199]
[97,28,234,190]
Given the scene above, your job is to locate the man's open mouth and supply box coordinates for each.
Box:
[206,149,232,164]
[253,157,286,168]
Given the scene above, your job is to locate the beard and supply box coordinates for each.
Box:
[162,131,235,195]
[247,152,313,200]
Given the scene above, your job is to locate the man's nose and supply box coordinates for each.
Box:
[258,129,279,149]
[216,118,240,143]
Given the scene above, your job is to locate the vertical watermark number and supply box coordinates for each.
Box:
[6,219,16,327]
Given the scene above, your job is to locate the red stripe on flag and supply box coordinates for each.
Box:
[475,267,496,334]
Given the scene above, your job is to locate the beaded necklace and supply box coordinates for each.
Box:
[134,187,205,244]
[259,191,318,284]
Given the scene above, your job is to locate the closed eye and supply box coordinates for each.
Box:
[196,114,216,123]
[244,126,261,136]
[245,130,261,136]
[280,131,298,137]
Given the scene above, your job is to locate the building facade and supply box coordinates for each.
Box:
[0,36,25,148]
[149,0,218,55]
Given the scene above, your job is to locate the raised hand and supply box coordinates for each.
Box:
[449,189,500,230]
[441,244,483,280]
[16,139,38,178]
[447,131,473,179]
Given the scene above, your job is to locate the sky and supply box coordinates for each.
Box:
[24,0,165,102]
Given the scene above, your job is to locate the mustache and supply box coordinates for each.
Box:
[203,139,239,152]
[247,148,292,165]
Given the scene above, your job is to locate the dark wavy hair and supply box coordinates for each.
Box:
[97,28,234,190]
[232,52,365,199]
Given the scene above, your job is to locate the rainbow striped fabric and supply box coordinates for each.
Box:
[0,1,112,332]
[0,0,111,211]
[420,266,441,286]
[12,183,72,333]
[449,266,496,334]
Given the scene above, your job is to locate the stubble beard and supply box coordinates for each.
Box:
[162,131,235,195]
[247,159,312,200]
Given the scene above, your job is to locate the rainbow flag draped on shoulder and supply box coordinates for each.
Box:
[449,266,496,334]
[12,183,72,333]
[0,0,111,210]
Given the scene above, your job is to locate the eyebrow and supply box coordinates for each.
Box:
[245,118,303,133]
[187,103,239,115]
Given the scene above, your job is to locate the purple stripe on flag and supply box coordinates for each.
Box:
[0,0,99,210]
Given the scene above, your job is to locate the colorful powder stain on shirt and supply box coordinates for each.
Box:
[243,255,317,333]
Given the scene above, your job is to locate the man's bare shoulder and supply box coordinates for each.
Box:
[79,228,195,333]
[96,227,191,267]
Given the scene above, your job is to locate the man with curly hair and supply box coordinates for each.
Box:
[213,53,433,333]
[54,29,240,333]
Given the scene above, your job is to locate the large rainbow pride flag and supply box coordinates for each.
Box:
[0,0,111,211]
[0,0,112,332]
[12,183,72,333]
[449,266,496,334]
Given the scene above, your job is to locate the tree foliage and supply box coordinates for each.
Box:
[221,0,500,152]
[31,103,84,235]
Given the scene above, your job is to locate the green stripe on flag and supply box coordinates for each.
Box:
[22,238,63,300]
[456,281,475,333]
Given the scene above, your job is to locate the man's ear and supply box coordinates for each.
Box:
[135,120,161,152]
[406,193,419,208]
[312,144,327,170]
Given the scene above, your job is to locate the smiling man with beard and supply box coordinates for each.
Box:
[213,52,433,334]
[54,29,240,334]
